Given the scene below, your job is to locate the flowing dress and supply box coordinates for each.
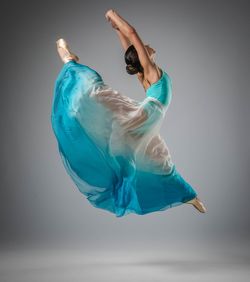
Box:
[51,60,197,217]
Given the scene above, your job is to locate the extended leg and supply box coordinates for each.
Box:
[56,38,79,64]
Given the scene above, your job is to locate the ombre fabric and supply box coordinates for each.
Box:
[51,61,197,217]
[146,69,172,106]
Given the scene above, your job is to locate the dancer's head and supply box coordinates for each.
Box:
[124,44,156,75]
[145,44,156,59]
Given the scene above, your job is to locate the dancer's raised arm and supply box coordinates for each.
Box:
[105,9,155,75]
[105,10,131,50]
[115,29,131,51]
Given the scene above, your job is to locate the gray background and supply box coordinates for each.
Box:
[1,0,249,281]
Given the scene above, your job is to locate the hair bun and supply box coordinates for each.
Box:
[126,64,138,75]
[124,44,144,75]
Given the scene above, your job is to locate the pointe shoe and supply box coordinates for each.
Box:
[186,197,207,213]
[56,38,79,63]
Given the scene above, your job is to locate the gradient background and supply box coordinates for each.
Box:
[1,0,249,281]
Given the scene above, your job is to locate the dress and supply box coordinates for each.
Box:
[51,60,197,217]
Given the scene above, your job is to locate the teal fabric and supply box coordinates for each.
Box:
[51,61,197,217]
[146,70,172,106]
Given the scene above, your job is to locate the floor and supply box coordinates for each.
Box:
[0,240,249,282]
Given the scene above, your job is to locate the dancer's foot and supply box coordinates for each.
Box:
[56,38,79,63]
[186,197,207,213]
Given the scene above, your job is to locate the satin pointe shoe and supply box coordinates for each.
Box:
[56,38,79,63]
[186,197,207,213]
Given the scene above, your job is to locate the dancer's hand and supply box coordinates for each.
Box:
[105,9,115,21]
[109,18,119,30]
[105,9,119,30]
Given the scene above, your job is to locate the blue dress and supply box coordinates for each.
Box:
[51,60,197,217]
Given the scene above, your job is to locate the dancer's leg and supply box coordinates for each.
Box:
[56,38,79,64]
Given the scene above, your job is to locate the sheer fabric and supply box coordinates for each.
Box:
[51,61,197,217]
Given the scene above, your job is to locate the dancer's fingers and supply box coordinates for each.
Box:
[105,9,112,20]
[105,9,116,21]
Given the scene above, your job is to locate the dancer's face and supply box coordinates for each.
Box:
[145,44,156,60]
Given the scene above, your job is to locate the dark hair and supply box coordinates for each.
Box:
[124,45,144,75]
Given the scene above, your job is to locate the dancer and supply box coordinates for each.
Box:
[51,9,206,217]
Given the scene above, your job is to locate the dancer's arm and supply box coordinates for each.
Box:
[105,9,155,75]
[115,29,131,51]
[105,9,135,38]
[105,10,131,50]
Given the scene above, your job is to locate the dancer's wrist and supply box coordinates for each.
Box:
[105,9,133,36]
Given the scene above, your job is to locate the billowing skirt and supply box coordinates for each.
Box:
[51,61,197,217]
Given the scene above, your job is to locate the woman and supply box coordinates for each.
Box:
[51,9,207,217]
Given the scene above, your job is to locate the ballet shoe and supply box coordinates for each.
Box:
[186,197,207,213]
[56,38,79,63]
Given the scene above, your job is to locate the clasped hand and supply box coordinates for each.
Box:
[105,9,119,30]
